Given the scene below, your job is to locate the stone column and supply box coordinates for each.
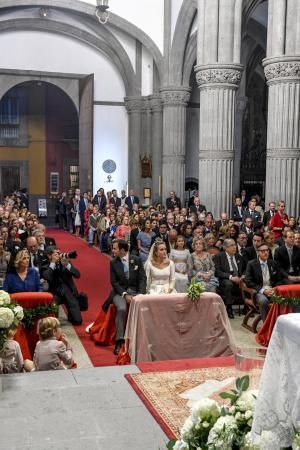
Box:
[263,0,300,216]
[233,96,248,195]
[124,96,143,198]
[195,0,243,217]
[149,94,163,203]
[159,86,191,203]
[195,65,243,216]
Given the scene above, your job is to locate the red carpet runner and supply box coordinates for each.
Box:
[48,229,116,366]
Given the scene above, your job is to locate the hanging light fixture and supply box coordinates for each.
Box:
[95,0,110,25]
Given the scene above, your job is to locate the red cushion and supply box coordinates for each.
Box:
[11,292,53,308]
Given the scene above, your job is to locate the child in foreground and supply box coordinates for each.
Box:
[26,317,74,371]
[0,327,24,373]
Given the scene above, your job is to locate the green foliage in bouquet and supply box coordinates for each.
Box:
[187,280,205,303]
[22,303,59,329]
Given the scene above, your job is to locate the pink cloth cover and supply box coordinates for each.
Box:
[124,292,236,363]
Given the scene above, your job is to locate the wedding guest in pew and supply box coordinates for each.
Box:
[169,235,192,293]
[245,242,283,321]
[3,249,41,293]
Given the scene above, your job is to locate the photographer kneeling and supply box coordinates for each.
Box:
[43,246,86,325]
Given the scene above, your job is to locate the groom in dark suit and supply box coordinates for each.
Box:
[103,239,146,355]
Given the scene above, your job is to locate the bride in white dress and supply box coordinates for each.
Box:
[145,240,176,294]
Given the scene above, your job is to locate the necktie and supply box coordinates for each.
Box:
[230,257,238,276]
[131,196,134,204]
[261,263,267,278]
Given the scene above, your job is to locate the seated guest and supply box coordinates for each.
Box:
[263,201,276,228]
[137,218,155,264]
[116,215,130,241]
[243,232,265,264]
[43,247,83,325]
[189,197,206,215]
[214,213,229,232]
[169,235,192,293]
[245,243,283,321]
[205,233,219,256]
[241,217,254,246]
[168,228,178,252]
[151,220,170,253]
[242,199,261,224]
[3,249,40,293]
[232,197,244,223]
[236,232,247,257]
[228,224,239,242]
[145,240,176,295]
[129,218,140,256]
[26,317,74,371]
[274,230,300,284]
[102,240,146,355]
[5,225,23,256]
[0,236,10,289]
[214,238,245,318]
[166,191,181,210]
[295,232,300,248]
[190,237,218,292]
[26,236,49,291]
[264,231,279,258]
[180,221,194,251]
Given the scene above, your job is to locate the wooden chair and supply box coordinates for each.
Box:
[240,280,262,333]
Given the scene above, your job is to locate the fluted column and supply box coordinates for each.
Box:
[124,96,143,198]
[233,96,248,195]
[263,57,300,215]
[149,94,163,203]
[160,86,191,203]
[196,0,243,216]
[195,65,243,216]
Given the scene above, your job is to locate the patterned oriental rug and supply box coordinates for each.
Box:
[125,365,262,439]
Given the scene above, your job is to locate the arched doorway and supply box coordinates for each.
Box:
[0,80,79,212]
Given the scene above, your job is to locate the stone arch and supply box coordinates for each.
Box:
[0,73,80,112]
[182,32,197,87]
[169,0,197,86]
[0,18,138,97]
[0,0,163,88]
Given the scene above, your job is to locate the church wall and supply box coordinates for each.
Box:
[0,29,129,195]
[93,105,128,194]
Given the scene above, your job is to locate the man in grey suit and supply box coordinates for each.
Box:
[103,239,146,355]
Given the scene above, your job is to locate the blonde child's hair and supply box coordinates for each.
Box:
[7,328,17,339]
[37,317,60,340]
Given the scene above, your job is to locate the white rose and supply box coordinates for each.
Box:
[13,305,24,321]
[0,307,15,328]
[245,410,253,420]
[0,290,10,305]
[192,398,220,420]
[236,391,257,411]
[181,417,194,437]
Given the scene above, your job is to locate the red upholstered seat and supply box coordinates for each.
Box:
[11,292,55,359]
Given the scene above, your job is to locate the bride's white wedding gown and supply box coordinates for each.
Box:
[145,260,176,294]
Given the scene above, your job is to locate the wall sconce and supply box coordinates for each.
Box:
[95,0,109,25]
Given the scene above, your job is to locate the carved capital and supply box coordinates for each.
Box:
[263,60,300,83]
[148,95,163,113]
[195,64,243,88]
[124,96,144,113]
[159,86,191,106]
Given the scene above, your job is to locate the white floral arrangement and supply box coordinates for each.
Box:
[167,375,300,450]
[0,291,24,351]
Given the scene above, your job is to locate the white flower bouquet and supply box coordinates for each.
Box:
[0,291,24,351]
[167,375,300,449]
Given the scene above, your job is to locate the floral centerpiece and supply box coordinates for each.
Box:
[187,280,205,302]
[0,290,24,351]
[167,375,300,449]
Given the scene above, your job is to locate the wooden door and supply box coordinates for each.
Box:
[1,166,20,197]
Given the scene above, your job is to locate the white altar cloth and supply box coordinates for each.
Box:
[251,313,300,448]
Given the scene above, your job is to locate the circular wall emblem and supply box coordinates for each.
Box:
[102,159,117,174]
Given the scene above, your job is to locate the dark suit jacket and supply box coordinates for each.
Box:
[232,205,244,222]
[92,195,107,213]
[274,245,300,278]
[189,204,206,214]
[166,197,181,210]
[79,198,88,216]
[45,236,56,247]
[263,210,276,227]
[214,252,245,281]
[245,259,282,292]
[125,196,139,211]
[102,254,146,311]
[242,209,261,223]
[29,249,49,275]
[43,263,80,296]
[109,197,121,208]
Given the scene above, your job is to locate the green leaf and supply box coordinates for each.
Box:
[236,377,242,390]
[166,440,176,449]
[240,375,250,392]
[219,392,237,401]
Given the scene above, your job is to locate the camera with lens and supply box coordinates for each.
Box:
[59,251,77,259]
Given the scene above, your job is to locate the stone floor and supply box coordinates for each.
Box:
[0,307,263,450]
